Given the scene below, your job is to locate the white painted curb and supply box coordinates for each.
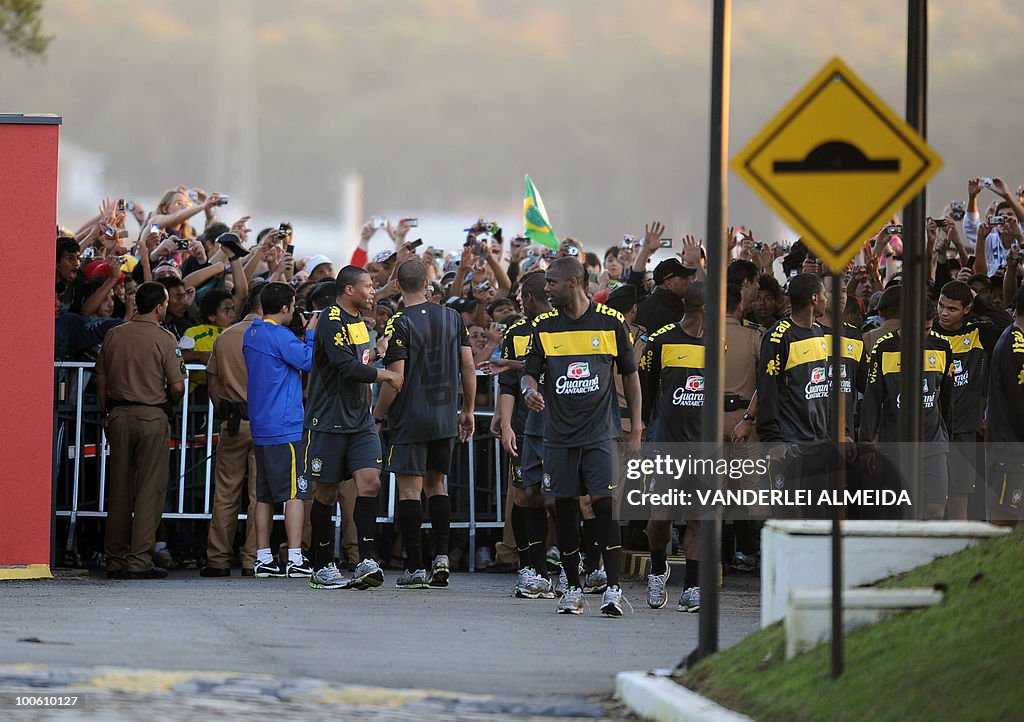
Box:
[615,670,754,722]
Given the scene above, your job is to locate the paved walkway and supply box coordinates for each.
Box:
[0,570,760,719]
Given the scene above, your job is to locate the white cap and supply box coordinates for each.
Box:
[371,249,396,264]
[305,254,333,274]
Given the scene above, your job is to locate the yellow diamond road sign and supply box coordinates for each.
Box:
[732,56,943,271]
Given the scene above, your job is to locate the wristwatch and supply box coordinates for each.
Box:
[522,387,535,399]
[741,411,755,422]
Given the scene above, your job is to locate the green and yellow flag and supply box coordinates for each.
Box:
[523,175,558,250]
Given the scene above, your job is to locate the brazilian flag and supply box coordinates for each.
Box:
[523,175,558,250]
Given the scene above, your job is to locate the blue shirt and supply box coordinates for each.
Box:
[242,318,314,446]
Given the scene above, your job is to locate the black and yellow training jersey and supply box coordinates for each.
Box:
[497,317,533,438]
[755,318,830,443]
[930,320,999,434]
[523,302,637,448]
[383,301,470,443]
[305,304,376,434]
[859,329,954,445]
[820,322,867,437]
[639,323,705,443]
[985,324,1024,450]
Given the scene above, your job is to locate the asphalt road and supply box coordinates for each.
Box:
[0,569,760,718]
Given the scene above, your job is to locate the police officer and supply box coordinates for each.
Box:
[97,282,186,579]
[201,283,264,577]
[724,284,762,443]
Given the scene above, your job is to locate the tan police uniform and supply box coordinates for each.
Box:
[97,318,186,573]
[617,321,648,434]
[724,316,762,441]
[205,314,260,571]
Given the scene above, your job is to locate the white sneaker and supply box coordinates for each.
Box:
[553,567,569,597]
[646,567,671,609]
[428,555,450,587]
[515,568,554,599]
[308,563,348,589]
[582,568,608,594]
[600,585,630,617]
[351,558,384,589]
[677,586,701,613]
[557,587,584,615]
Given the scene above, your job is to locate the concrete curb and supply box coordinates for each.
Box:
[614,671,753,722]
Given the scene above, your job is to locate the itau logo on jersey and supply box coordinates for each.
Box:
[556,360,600,394]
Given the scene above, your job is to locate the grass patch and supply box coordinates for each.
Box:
[680,526,1024,722]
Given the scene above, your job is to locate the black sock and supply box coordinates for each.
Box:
[354,496,377,562]
[511,504,532,569]
[591,496,620,587]
[581,517,601,574]
[427,494,451,559]
[525,506,549,576]
[554,497,581,588]
[651,549,668,576]
[684,558,700,590]
[397,499,423,573]
[310,499,335,571]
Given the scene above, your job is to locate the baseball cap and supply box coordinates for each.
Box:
[876,285,901,312]
[81,259,123,283]
[305,254,333,275]
[446,296,477,314]
[371,249,397,265]
[653,258,696,285]
[604,284,639,314]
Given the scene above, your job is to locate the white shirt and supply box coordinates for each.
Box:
[985,231,1012,276]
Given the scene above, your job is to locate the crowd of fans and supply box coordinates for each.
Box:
[53,176,1024,574]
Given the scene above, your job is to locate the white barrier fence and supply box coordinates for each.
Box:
[53,362,507,571]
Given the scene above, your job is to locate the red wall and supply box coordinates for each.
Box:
[0,117,60,571]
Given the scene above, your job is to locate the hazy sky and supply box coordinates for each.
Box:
[6,0,1022,256]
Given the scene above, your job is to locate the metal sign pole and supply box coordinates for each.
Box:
[900,0,928,519]
[691,0,731,667]
[829,273,846,678]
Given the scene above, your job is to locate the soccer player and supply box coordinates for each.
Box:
[305,265,403,590]
[522,258,642,616]
[639,282,706,612]
[494,271,555,599]
[818,272,867,442]
[755,273,831,514]
[984,285,1024,527]
[374,259,475,589]
[931,281,1000,520]
[859,313,955,520]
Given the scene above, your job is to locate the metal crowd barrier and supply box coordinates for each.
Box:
[53,362,507,571]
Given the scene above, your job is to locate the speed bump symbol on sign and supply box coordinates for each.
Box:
[732,56,943,271]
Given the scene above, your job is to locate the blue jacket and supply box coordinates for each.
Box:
[242,318,314,445]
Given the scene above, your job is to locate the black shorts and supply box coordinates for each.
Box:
[542,440,618,498]
[922,451,948,505]
[305,428,382,483]
[511,435,544,489]
[386,437,455,477]
[947,433,982,495]
[255,438,312,503]
[986,460,1024,519]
